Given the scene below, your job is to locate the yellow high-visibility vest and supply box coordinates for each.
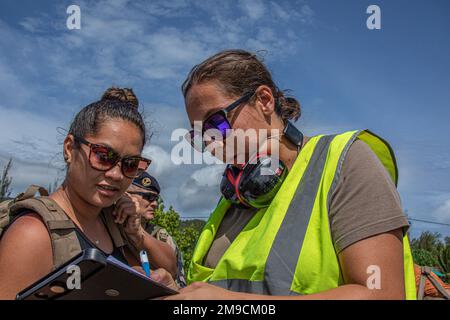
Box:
[188,130,416,299]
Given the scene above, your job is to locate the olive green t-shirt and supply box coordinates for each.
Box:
[204,139,410,268]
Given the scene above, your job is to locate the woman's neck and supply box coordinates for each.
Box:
[51,183,101,225]
[278,134,310,170]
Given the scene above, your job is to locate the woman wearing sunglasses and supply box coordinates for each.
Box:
[156,49,417,300]
[0,87,177,299]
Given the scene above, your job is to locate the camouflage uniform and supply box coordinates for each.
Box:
[144,222,187,288]
[130,172,186,287]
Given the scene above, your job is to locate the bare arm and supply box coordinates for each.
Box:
[165,229,407,300]
[241,229,406,300]
[114,194,178,277]
[139,231,178,278]
[0,214,53,300]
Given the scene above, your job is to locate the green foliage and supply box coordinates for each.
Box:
[176,226,202,271]
[152,203,181,236]
[411,231,443,254]
[437,245,450,281]
[412,248,439,267]
[445,237,450,247]
[181,219,207,231]
[152,203,206,271]
[412,231,450,282]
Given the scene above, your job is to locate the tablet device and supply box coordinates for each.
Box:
[16,248,178,300]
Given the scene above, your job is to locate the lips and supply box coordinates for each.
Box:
[96,184,120,197]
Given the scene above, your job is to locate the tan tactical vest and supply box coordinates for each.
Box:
[0,185,131,270]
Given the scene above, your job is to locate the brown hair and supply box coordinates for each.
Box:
[181,49,301,122]
[101,87,139,109]
[68,87,148,149]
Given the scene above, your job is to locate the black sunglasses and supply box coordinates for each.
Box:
[185,91,255,152]
[74,136,151,178]
[128,191,159,202]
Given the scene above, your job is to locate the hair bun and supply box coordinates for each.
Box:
[101,87,139,108]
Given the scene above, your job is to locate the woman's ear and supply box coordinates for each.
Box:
[255,85,276,116]
[63,135,75,165]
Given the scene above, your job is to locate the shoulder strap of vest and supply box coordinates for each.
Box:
[101,206,141,263]
[8,193,132,269]
[263,134,336,295]
[326,129,399,210]
[325,130,361,211]
[1,185,49,233]
[15,185,49,202]
[101,206,126,248]
[9,197,82,270]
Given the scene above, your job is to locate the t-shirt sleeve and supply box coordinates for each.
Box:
[329,139,410,254]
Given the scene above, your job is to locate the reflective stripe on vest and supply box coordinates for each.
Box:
[187,130,417,299]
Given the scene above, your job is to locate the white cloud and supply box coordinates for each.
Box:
[19,17,45,33]
[239,0,267,20]
[0,155,63,196]
[0,0,317,216]
[0,0,314,104]
[190,165,226,187]
[177,165,225,214]
[142,144,176,177]
[434,198,450,224]
[0,105,63,165]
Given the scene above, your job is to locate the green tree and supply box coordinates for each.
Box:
[412,231,450,282]
[412,248,439,267]
[411,231,443,254]
[176,226,201,271]
[0,158,13,201]
[152,203,181,237]
[152,203,205,271]
[445,236,450,247]
[438,245,450,282]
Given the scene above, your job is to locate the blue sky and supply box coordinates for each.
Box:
[0,0,449,238]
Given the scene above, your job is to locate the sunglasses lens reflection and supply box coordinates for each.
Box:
[187,114,231,153]
[90,145,118,169]
[89,145,149,178]
[206,113,230,137]
[122,157,141,177]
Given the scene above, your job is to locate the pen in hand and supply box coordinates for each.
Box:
[139,250,151,277]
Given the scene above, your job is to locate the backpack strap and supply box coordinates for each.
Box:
[15,185,49,202]
[101,206,126,249]
[8,192,133,269]
[100,206,143,265]
[9,197,81,270]
[1,186,50,239]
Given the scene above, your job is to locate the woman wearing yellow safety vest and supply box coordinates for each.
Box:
[156,49,417,300]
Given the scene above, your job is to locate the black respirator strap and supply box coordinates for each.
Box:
[283,121,304,151]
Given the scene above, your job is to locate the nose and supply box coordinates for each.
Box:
[104,162,124,181]
[150,200,158,208]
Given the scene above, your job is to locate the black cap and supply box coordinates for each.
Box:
[131,172,160,194]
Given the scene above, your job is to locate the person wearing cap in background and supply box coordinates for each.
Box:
[127,172,187,287]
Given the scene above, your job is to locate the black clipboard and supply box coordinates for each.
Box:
[16,248,178,300]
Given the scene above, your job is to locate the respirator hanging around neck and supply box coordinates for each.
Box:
[220,122,303,208]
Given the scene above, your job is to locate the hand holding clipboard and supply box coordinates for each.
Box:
[16,248,178,300]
